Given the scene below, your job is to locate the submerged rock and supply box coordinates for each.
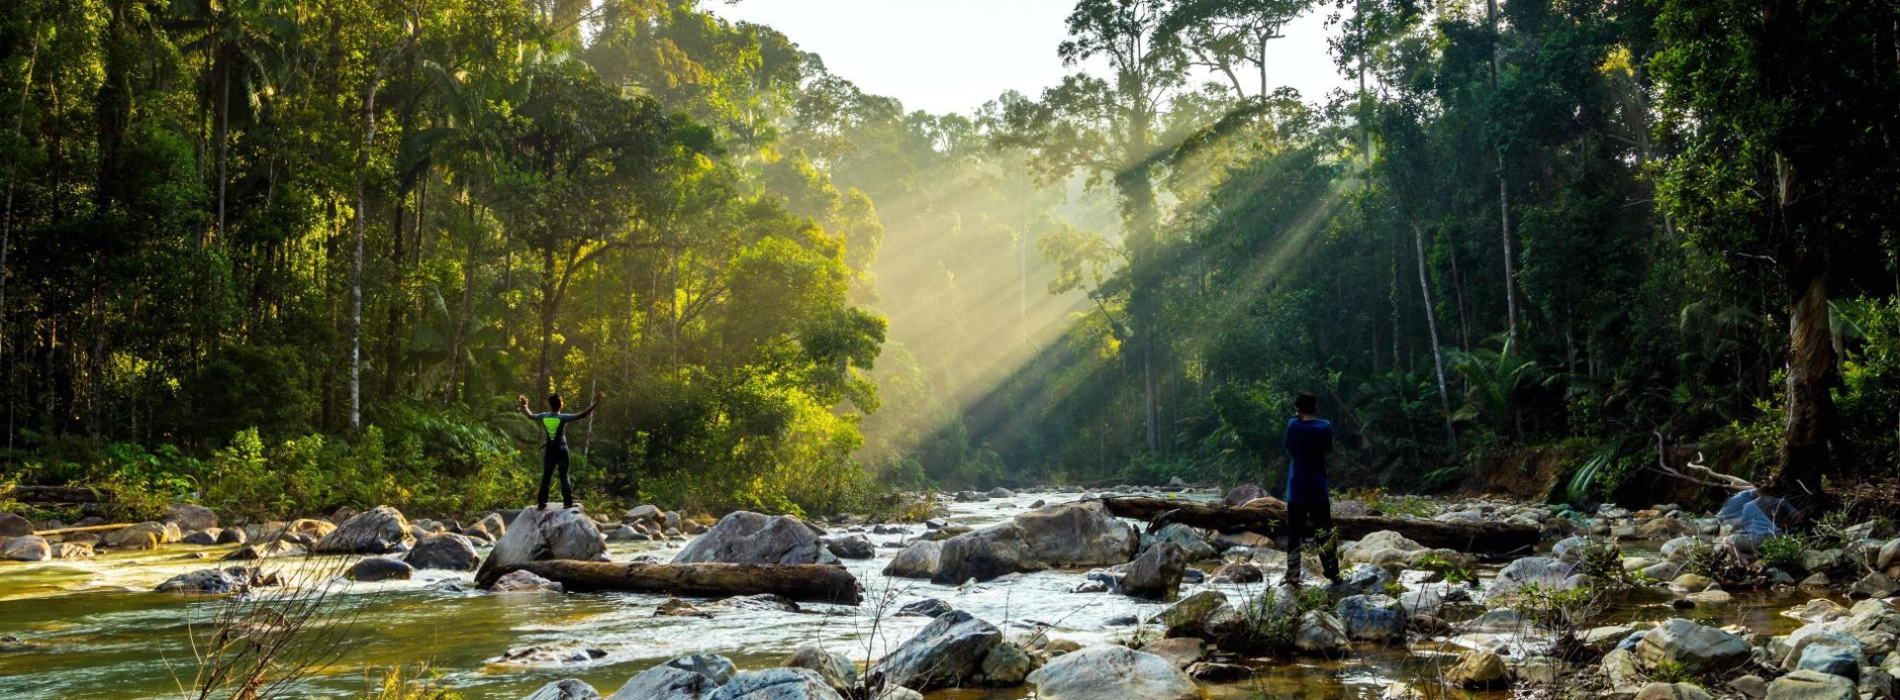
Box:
[664,653,738,685]
[490,642,608,666]
[673,511,833,566]
[162,504,219,531]
[490,570,562,593]
[1294,611,1350,656]
[897,598,953,618]
[156,567,264,595]
[222,539,305,561]
[1024,645,1198,700]
[823,534,875,560]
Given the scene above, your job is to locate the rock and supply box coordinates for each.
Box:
[1785,598,1853,624]
[1639,518,1694,540]
[405,533,481,571]
[1336,594,1406,641]
[1635,682,1713,700]
[276,518,337,545]
[468,512,507,540]
[896,599,952,618]
[1333,563,1394,597]
[163,504,219,531]
[707,668,845,700]
[1582,625,1639,654]
[181,529,222,546]
[1343,530,1430,568]
[1794,633,1864,681]
[1800,549,1844,575]
[656,598,713,618]
[490,570,562,592]
[1122,541,1185,600]
[1155,590,1227,637]
[105,521,181,548]
[1142,638,1204,669]
[1672,573,1715,593]
[883,541,942,579]
[1024,645,1198,700]
[781,644,857,694]
[1446,650,1510,688]
[604,665,715,700]
[1294,611,1350,655]
[491,643,608,666]
[624,505,664,523]
[823,535,875,560]
[674,511,832,566]
[872,689,923,700]
[347,557,414,582]
[1485,557,1578,602]
[222,540,305,561]
[312,506,413,554]
[1186,662,1252,682]
[156,567,261,595]
[664,653,739,685]
[1800,572,1832,588]
[931,501,1138,584]
[1850,572,1897,599]
[520,679,601,700]
[713,594,800,612]
[1150,524,1216,562]
[988,487,1015,498]
[871,609,1001,690]
[477,506,608,586]
[1211,562,1264,583]
[1603,648,1644,690]
[1635,618,1752,673]
[1731,675,1769,699]
[1,535,50,561]
[1222,484,1268,506]
[50,542,93,559]
[0,513,31,537]
[1764,669,1855,700]
[977,642,1037,685]
[214,527,247,545]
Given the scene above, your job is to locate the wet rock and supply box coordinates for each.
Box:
[823,534,875,560]
[520,679,601,700]
[712,594,800,612]
[2,535,49,561]
[1024,645,1198,700]
[1730,675,1769,699]
[274,519,337,545]
[1185,661,1251,682]
[477,506,607,586]
[1850,572,1897,599]
[1446,650,1510,688]
[1765,669,1855,700]
[1149,524,1216,562]
[490,570,562,592]
[1582,625,1638,654]
[1800,572,1832,588]
[931,501,1138,584]
[50,542,93,559]
[312,505,413,554]
[1211,562,1263,583]
[156,567,263,595]
[1142,638,1204,669]
[181,529,222,546]
[781,644,857,694]
[1121,541,1185,600]
[1333,563,1394,598]
[656,598,713,618]
[1335,594,1405,641]
[870,609,1000,690]
[1344,530,1429,568]
[1155,590,1226,637]
[1294,611,1350,656]
[404,533,481,571]
[977,642,1037,685]
[674,511,833,566]
[988,487,1015,498]
[1672,573,1715,593]
[0,513,31,538]
[163,504,219,531]
[1409,614,1452,636]
[491,642,608,666]
[223,539,305,561]
[706,668,844,700]
[954,491,990,503]
[105,521,181,548]
[1634,682,1713,700]
[348,557,414,582]
[1222,484,1269,506]
[1639,518,1694,540]
[872,689,923,700]
[1485,557,1578,602]
[896,598,952,618]
[1793,633,1864,681]
[604,665,715,700]
[664,653,738,685]
[1635,618,1752,673]
[1784,598,1852,624]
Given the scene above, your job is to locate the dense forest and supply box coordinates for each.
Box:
[0,0,1895,519]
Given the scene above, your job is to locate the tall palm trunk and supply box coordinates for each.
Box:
[1413,223,1455,447]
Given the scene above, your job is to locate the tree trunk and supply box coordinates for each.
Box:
[1098,495,1539,556]
[1413,223,1456,446]
[501,561,863,604]
[1766,154,1835,509]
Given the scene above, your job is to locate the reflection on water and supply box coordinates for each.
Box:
[0,493,1825,700]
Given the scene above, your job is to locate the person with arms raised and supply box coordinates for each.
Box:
[516,390,604,511]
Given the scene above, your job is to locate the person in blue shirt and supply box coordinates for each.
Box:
[1282,392,1339,586]
[517,390,604,510]
[1716,488,1790,559]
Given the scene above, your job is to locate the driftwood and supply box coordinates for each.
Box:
[1098,496,1540,556]
[31,523,135,536]
[502,561,863,605]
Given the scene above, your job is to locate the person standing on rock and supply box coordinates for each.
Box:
[517,390,604,510]
[1282,392,1339,587]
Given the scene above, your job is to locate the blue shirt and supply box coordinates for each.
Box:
[1284,417,1333,505]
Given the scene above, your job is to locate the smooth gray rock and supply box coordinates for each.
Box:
[1122,541,1185,600]
[883,540,942,579]
[871,610,1001,690]
[1765,669,1855,700]
[605,665,714,700]
[1635,618,1752,673]
[1336,594,1406,641]
[664,654,738,685]
[0,513,31,538]
[2,535,50,561]
[405,533,481,571]
[1485,556,1578,602]
[1222,484,1268,506]
[931,502,1138,584]
[706,668,844,700]
[312,505,413,554]
[477,506,607,586]
[780,644,857,693]
[1150,524,1216,562]
[823,534,875,560]
[1294,611,1350,655]
[347,557,414,582]
[156,567,259,595]
[521,679,601,700]
[673,511,834,566]
[1024,645,1198,700]
[181,529,222,546]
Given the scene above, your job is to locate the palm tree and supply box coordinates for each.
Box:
[167,0,298,249]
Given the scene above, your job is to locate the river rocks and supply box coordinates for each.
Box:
[1850,572,1897,599]
[181,529,222,546]
[871,609,1000,690]
[1343,530,1429,568]
[1222,484,1269,506]
[520,679,601,700]
[1294,611,1350,655]
[1156,590,1226,637]
[883,540,941,579]
[1636,618,1752,673]
[105,521,181,548]
[162,504,219,531]
[1211,561,1264,583]
[223,539,305,561]
[491,642,608,666]
[312,506,413,554]
[897,598,952,618]
[1765,670,1856,700]
[1122,541,1185,600]
[781,644,857,694]
[1336,594,1406,641]
[1634,682,1713,700]
[405,533,481,571]
[931,501,1138,584]
[1603,648,1644,691]
[476,506,608,587]
[1142,638,1204,669]
[156,566,265,595]
[1446,650,1510,688]
[707,668,844,700]
[275,518,337,545]
[988,487,1015,498]
[604,665,714,700]
[1793,632,1864,681]
[712,594,800,612]
[491,570,562,592]
[1149,524,1216,562]
[1485,557,1578,602]
[0,513,31,538]
[823,535,874,560]
[347,557,414,582]
[1639,517,1695,540]
[49,542,93,559]
[1786,598,1852,624]
[976,642,1037,685]
[954,491,990,503]
[2,535,49,561]
[1582,625,1639,654]
[664,653,738,685]
[468,513,507,541]
[656,598,714,618]
[674,511,832,566]
[1024,645,1198,700]
[1333,563,1394,598]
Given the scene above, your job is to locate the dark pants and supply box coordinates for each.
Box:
[1284,499,1340,583]
[538,444,572,509]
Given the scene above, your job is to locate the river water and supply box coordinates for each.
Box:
[0,491,1821,699]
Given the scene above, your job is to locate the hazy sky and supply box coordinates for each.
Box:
[708,0,1355,116]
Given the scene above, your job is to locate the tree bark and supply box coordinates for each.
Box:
[1097,496,1540,556]
[500,561,863,604]
[1765,154,1835,509]
[1414,222,1456,446]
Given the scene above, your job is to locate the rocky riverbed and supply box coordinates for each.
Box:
[1,487,1896,700]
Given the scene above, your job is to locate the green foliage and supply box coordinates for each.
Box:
[1415,552,1478,587]
[356,667,461,700]
[1756,535,1806,572]
[1509,584,1602,637]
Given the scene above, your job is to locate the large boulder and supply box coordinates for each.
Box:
[883,541,942,579]
[1765,670,1856,700]
[1446,650,1510,688]
[1149,524,1216,562]
[1294,611,1350,656]
[823,535,875,560]
[1222,484,1269,506]
[932,501,1137,584]
[665,654,739,685]
[1635,618,1753,673]
[162,504,219,531]
[156,567,264,595]
[1793,632,1864,681]
[1155,590,1228,638]
[706,669,844,700]
[604,665,715,700]
[1484,557,1578,602]
[311,505,414,554]
[347,557,414,582]
[1343,530,1429,568]
[223,540,305,561]
[1122,541,1186,600]
[871,610,1001,690]
[521,679,601,700]
[781,644,857,694]
[104,521,181,548]
[405,533,481,571]
[1023,645,1198,700]
[672,512,833,566]
[0,513,32,538]
[1336,594,1406,641]
[2,535,50,562]
[476,506,608,587]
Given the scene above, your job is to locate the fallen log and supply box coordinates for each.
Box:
[502,561,863,605]
[32,523,134,536]
[1097,496,1540,556]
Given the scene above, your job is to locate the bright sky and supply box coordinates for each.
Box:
[708,0,1355,116]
